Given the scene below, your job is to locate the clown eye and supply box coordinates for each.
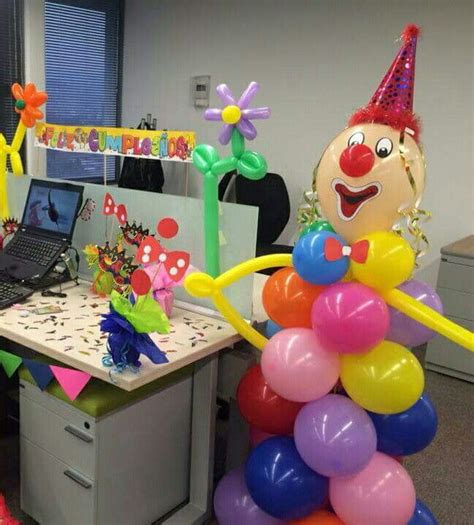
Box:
[376,137,393,158]
[348,132,365,146]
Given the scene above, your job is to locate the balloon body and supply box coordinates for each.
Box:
[290,509,344,524]
[351,231,415,290]
[300,220,335,239]
[237,365,303,435]
[249,426,276,448]
[293,231,349,285]
[265,319,282,338]
[408,499,438,525]
[330,452,416,525]
[341,340,424,414]
[246,437,328,520]
[294,394,376,477]
[311,282,389,353]
[261,328,340,402]
[214,466,284,525]
[387,279,443,347]
[263,267,324,328]
[368,393,438,455]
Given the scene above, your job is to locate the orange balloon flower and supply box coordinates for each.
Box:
[11,83,48,128]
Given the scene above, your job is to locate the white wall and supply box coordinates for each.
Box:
[123,0,473,284]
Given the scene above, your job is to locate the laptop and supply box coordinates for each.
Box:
[0,179,84,283]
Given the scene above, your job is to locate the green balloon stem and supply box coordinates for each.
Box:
[203,171,220,277]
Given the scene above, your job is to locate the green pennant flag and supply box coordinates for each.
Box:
[0,349,23,378]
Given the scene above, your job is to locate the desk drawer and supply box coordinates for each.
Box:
[437,287,474,321]
[20,391,95,479]
[438,261,474,294]
[21,437,95,525]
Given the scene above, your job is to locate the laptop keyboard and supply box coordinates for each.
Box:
[6,235,63,267]
[0,281,34,309]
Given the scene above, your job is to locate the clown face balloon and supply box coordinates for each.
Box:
[316,24,425,243]
[316,123,425,243]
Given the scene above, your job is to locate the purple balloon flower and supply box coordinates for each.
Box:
[204,82,271,145]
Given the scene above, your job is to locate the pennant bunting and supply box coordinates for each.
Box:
[23,359,54,391]
[0,349,22,378]
[50,366,92,401]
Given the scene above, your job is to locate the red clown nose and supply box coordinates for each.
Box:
[339,144,375,177]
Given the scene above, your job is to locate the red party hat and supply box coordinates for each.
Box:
[349,24,421,141]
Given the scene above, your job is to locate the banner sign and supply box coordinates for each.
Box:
[34,123,196,163]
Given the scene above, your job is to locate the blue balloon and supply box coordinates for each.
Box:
[408,499,438,525]
[265,319,282,338]
[368,393,438,456]
[245,436,328,520]
[292,231,349,285]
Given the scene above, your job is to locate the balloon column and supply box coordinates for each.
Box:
[0,83,48,218]
[185,25,473,524]
[193,82,270,276]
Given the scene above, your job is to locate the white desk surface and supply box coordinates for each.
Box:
[0,281,240,391]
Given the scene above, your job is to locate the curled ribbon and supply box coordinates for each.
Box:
[325,237,369,264]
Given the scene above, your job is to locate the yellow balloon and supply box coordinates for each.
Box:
[351,231,415,290]
[340,340,424,414]
[10,150,24,175]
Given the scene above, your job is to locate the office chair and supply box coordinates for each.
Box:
[219,171,292,275]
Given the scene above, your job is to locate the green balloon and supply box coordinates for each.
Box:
[300,220,335,238]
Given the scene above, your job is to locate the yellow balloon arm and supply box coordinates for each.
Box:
[213,290,268,350]
[215,253,293,289]
[11,121,27,152]
[185,254,293,350]
[0,150,9,219]
[382,288,474,352]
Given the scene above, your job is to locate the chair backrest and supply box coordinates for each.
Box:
[219,171,290,245]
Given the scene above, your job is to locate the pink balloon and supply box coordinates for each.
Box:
[311,282,389,353]
[261,328,340,402]
[330,452,416,525]
[249,426,276,448]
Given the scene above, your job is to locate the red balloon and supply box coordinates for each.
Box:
[131,269,151,295]
[237,365,303,435]
[262,267,324,328]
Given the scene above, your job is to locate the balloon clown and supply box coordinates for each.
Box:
[186,25,472,524]
[0,83,48,219]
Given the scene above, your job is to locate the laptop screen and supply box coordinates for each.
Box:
[22,180,83,238]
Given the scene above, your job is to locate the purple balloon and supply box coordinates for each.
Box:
[294,394,377,477]
[214,466,284,525]
[387,279,443,347]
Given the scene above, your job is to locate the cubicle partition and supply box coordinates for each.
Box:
[7,174,259,319]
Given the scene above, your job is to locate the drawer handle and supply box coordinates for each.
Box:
[64,469,92,489]
[64,425,93,443]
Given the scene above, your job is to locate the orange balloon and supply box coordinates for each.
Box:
[262,267,324,328]
[291,509,345,524]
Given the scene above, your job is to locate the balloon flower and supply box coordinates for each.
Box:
[187,24,469,523]
[193,81,270,276]
[0,83,47,219]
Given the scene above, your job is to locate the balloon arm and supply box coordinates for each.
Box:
[0,150,9,219]
[382,288,474,352]
[215,253,293,289]
[184,253,293,350]
[11,121,27,152]
[213,289,268,350]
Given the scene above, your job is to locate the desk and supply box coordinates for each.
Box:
[0,281,241,524]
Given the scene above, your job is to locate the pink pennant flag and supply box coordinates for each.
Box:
[50,366,92,401]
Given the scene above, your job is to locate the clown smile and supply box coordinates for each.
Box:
[332,178,381,221]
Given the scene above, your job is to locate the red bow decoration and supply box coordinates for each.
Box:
[136,235,190,282]
[324,237,369,264]
[103,193,127,225]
